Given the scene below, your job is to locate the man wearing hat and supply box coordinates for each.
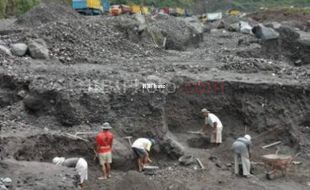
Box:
[96,122,114,180]
[232,134,252,177]
[131,138,155,172]
[201,108,223,146]
[52,156,88,188]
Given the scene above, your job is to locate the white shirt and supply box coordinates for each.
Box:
[205,113,223,129]
[131,138,152,151]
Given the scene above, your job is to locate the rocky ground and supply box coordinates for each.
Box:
[0,3,310,190]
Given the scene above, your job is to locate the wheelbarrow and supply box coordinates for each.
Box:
[261,152,300,180]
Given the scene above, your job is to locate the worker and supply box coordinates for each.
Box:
[96,122,114,180]
[201,108,223,146]
[232,134,252,177]
[52,157,88,188]
[131,138,155,172]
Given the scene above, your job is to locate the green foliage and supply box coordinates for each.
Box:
[0,0,8,18]
[0,0,71,18]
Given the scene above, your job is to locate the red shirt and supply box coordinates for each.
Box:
[96,131,113,153]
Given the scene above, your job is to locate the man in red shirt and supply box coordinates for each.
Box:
[96,122,113,180]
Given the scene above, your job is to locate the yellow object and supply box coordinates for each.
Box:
[176,8,185,16]
[87,0,103,10]
[131,5,141,14]
[141,6,149,14]
[228,9,241,16]
[130,5,149,14]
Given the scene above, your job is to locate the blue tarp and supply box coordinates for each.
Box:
[101,0,110,12]
[72,0,87,9]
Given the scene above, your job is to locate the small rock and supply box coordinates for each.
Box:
[2,178,12,187]
[10,43,28,56]
[0,45,12,56]
[228,23,240,32]
[178,155,195,166]
[17,90,27,98]
[294,59,302,66]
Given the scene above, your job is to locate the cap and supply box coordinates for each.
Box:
[201,108,210,113]
[244,134,251,141]
[101,122,112,130]
[52,157,65,165]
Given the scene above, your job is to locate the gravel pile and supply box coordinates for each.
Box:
[16,3,81,27]
[219,55,281,73]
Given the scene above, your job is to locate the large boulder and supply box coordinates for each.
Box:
[0,45,12,56]
[10,43,28,56]
[276,26,300,42]
[27,39,49,59]
[160,134,185,159]
[112,139,135,170]
[252,24,280,40]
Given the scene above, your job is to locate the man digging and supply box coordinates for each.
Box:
[232,134,252,177]
[131,138,156,172]
[52,157,88,188]
[201,108,223,146]
[96,122,114,180]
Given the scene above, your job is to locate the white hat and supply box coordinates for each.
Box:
[244,134,251,141]
[201,108,210,113]
[52,157,65,166]
[101,122,112,130]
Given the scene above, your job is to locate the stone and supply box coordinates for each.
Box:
[216,20,226,29]
[178,154,195,166]
[27,38,49,59]
[160,136,185,160]
[1,178,12,187]
[0,45,12,56]
[276,26,300,42]
[239,21,252,34]
[265,22,282,30]
[10,43,28,56]
[112,139,135,170]
[252,24,280,40]
[133,13,146,32]
[0,184,7,190]
[228,23,240,32]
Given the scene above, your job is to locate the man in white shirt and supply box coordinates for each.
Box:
[52,157,88,188]
[201,108,223,146]
[131,138,155,172]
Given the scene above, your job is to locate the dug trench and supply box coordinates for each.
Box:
[1,74,310,189]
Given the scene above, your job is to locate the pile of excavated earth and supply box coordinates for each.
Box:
[0,2,310,190]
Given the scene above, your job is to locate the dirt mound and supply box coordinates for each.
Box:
[0,159,78,190]
[15,16,161,64]
[148,15,202,50]
[113,171,163,190]
[16,3,81,27]
[114,14,203,51]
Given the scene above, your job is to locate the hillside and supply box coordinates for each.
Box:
[193,0,310,13]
